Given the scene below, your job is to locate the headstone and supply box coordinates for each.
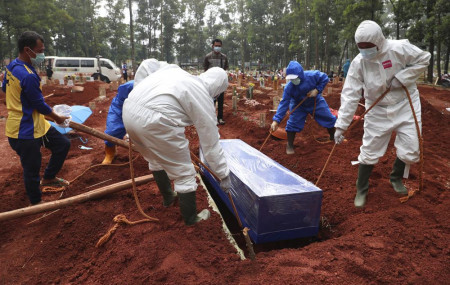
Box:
[89,101,96,110]
[232,96,238,112]
[259,113,266,128]
[273,97,280,110]
[59,79,65,85]
[99,86,106,99]
[67,80,74,87]
[41,77,47,85]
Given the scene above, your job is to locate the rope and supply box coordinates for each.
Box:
[260,96,309,151]
[96,140,159,247]
[399,85,424,203]
[315,88,391,186]
[41,155,140,193]
[305,96,334,145]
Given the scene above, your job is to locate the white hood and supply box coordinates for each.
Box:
[198,67,228,99]
[354,20,386,49]
[134,58,168,87]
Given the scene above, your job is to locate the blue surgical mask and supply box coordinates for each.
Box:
[213,46,221,53]
[358,47,378,59]
[291,78,301,85]
[28,48,46,65]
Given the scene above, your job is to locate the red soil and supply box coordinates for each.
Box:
[0,78,448,284]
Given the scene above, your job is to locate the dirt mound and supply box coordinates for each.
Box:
[0,79,448,284]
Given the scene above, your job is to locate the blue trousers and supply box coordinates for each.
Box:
[8,126,71,205]
[286,98,336,132]
[104,110,126,147]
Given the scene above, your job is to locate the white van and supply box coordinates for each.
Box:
[45,56,121,83]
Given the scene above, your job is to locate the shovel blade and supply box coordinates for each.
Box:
[271,128,287,140]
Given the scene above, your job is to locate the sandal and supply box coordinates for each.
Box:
[40,177,70,187]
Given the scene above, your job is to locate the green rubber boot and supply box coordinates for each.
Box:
[178,192,210,225]
[153,170,177,207]
[390,157,408,195]
[286,131,296,155]
[354,164,374,208]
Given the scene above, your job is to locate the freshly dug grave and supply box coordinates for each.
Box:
[0,78,448,284]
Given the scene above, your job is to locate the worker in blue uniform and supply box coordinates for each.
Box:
[271,60,336,154]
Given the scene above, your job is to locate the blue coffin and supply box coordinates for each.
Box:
[199,139,322,244]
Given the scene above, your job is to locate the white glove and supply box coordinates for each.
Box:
[334,128,345,144]
[307,89,319,97]
[390,77,403,89]
[271,121,279,132]
[220,175,232,193]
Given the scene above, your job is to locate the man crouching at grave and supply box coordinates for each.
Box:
[122,65,232,225]
[271,60,337,154]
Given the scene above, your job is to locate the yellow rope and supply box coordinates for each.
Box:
[399,85,424,203]
[316,88,391,186]
[96,140,159,248]
[41,155,140,193]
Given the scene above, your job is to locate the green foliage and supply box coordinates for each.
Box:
[0,0,446,82]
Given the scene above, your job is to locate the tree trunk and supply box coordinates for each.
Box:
[128,0,135,73]
[325,23,330,73]
[426,0,436,83]
[315,22,319,70]
[338,40,348,76]
[304,0,309,69]
[436,12,441,84]
[444,47,449,73]
[7,24,12,62]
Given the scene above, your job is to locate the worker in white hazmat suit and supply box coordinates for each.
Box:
[122,66,231,225]
[102,59,168,165]
[334,20,430,208]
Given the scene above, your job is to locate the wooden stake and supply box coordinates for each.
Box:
[0,175,154,222]
[259,113,266,128]
[232,96,237,112]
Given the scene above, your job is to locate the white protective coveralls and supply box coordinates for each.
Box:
[123,66,230,193]
[335,20,430,165]
[133,58,168,87]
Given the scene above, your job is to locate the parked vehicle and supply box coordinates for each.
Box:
[45,56,121,83]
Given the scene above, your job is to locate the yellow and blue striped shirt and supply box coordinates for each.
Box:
[2,59,51,139]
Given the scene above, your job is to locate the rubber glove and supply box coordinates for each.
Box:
[220,175,232,193]
[334,128,345,144]
[271,121,279,132]
[390,77,403,89]
[307,89,319,97]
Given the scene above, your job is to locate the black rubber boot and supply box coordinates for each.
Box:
[390,157,408,195]
[286,131,296,155]
[153,170,177,207]
[178,192,210,225]
[354,164,374,208]
[327,127,336,141]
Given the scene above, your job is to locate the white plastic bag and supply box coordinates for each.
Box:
[53,104,72,128]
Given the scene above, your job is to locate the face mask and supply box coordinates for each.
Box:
[358,46,378,59]
[28,48,45,65]
[213,46,221,53]
[291,78,301,85]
